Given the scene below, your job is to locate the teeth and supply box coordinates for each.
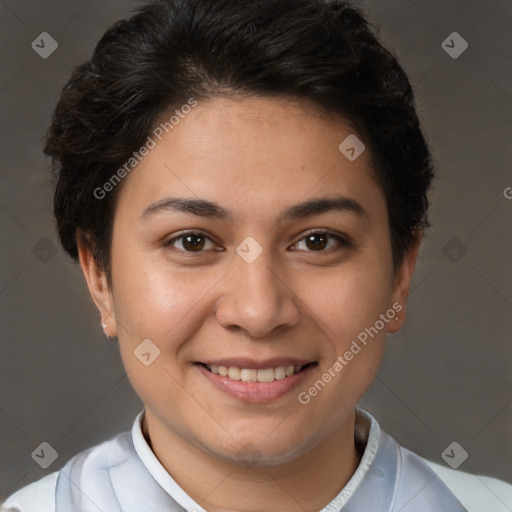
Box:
[274,366,286,380]
[257,368,275,382]
[206,364,306,381]
[228,367,241,380]
[240,368,257,382]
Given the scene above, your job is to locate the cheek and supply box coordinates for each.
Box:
[298,271,389,420]
[297,254,391,401]
[305,260,393,337]
[113,262,212,346]
[110,259,213,418]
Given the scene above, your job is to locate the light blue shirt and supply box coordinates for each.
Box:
[2,408,512,511]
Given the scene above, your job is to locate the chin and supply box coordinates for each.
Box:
[205,428,310,467]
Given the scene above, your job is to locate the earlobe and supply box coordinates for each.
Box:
[388,232,422,334]
[76,231,117,338]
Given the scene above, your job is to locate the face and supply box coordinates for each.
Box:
[80,96,419,466]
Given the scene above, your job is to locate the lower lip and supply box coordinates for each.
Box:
[196,364,316,403]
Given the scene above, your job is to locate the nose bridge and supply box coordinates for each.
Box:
[238,246,279,299]
[215,241,300,337]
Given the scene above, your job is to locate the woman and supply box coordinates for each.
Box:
[2,0,511,510]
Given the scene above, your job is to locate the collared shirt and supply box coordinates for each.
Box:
[2,408,512,511]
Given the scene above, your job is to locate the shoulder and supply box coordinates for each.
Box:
[0,472,58,512]
[1,423,138,512]
[422,457,512,512]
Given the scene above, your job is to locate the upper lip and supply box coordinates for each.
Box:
[198,358,315,369]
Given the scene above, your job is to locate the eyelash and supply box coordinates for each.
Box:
[163,229,351,254]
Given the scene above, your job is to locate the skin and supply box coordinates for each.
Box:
[78,96,421,512]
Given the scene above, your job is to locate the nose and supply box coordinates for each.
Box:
[215,248,301,338]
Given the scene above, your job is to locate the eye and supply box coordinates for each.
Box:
[164,231,218,253]
[291,231,350,252]
[163,230,350,254]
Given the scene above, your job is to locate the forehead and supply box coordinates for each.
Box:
[114,96,385,225]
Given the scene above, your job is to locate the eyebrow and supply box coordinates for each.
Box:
[139,196,367,223]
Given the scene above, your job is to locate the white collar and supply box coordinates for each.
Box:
[131,407,381,512]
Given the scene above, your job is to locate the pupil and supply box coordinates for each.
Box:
[306,234,327,250]
[184,234,204,251]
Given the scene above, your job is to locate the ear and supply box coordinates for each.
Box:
[387,231,422,334]
[76,231,117,338]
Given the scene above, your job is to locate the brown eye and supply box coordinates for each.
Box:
[304,233,328,251]
[182,234,205,251]
[164,232,215,252]
[293,231,349,252]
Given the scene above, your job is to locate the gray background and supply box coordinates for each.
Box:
[1,0,511,501]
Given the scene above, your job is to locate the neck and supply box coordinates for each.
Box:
[143,410,362,512]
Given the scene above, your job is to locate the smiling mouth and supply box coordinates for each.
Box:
[200,362,317,382]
